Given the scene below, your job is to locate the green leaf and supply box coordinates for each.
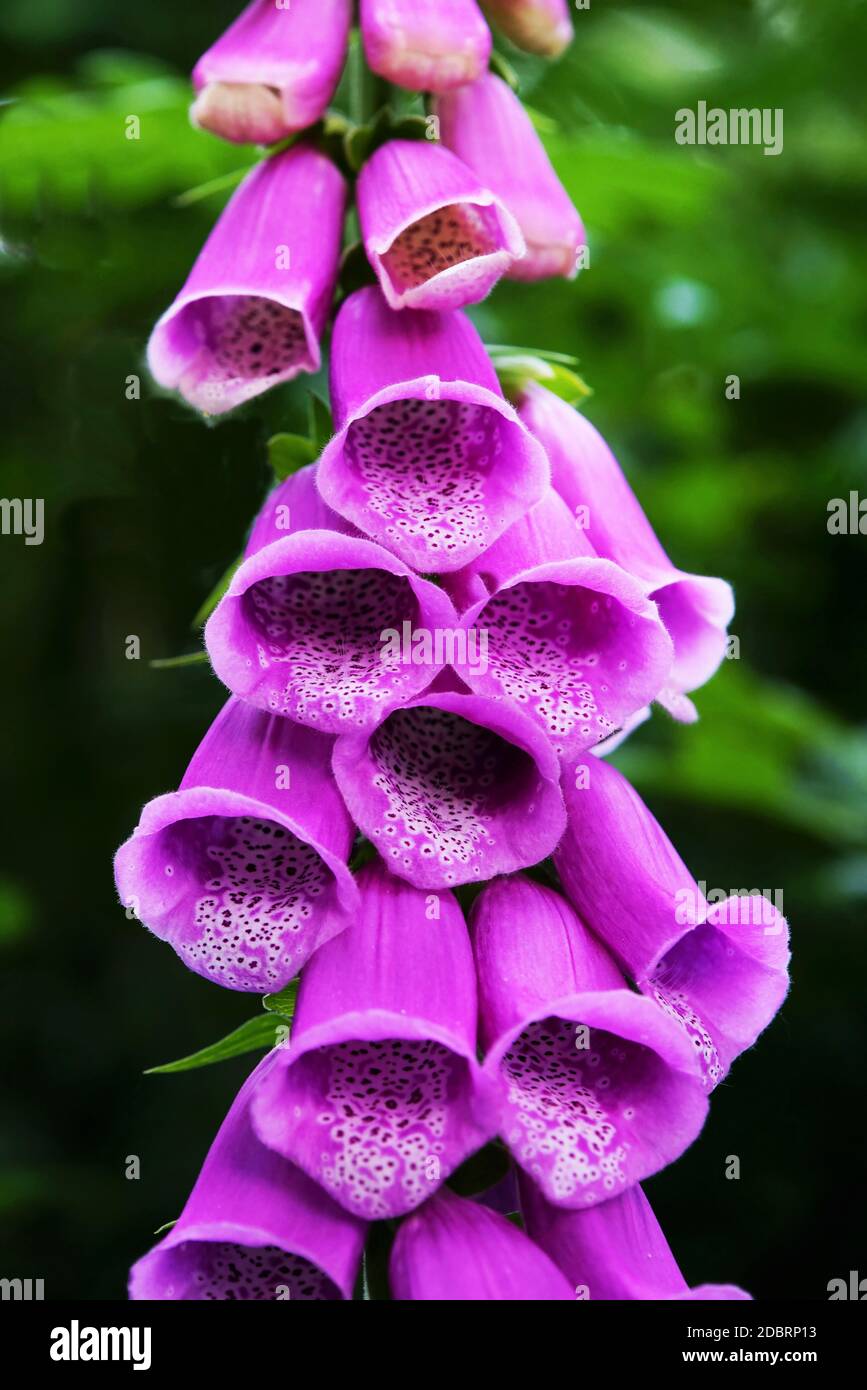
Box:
[148,650,209,670]
[261,979,299,1021]
[307,392,334,453]
[387,114,430,142]
[446,1142,511,1197]
[267,431,317,482]
[489,50,520,91]
[491,352,592,406]
[172,166,250,208]
[190,554,242,630]
[144,1013,283,1075]
[153,1219,177,1236]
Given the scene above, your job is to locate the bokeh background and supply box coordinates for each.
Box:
[1,0,865,1300]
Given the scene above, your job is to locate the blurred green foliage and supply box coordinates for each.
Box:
[1,0,865,1300]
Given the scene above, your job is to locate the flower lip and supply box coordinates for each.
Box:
[130,1227,344,1301]
[115,785,358,993]
[332,689,566,888]
[204,529,459,732]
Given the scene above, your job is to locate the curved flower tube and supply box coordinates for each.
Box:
[360,0,492,92]
[243,463,350,559]
[520,1178,751,1301]
[435,74,586,281]
[390,1187,574,1300]
[251,862,500,1220]
[519,384,735,716]
[318,287,550,573]
[205,529,459,734]
[130,1053,366,1300]
[147,145,346,415]
[190,0,352,145]
[332,686,566,887]
[114,698,358,992]
[471,875,709,1207]
[554,754,790,1088]
[481,0,573,57]
[357,139,525,311]
[444,489,674,758]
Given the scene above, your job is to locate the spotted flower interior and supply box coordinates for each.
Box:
[240,566,422,731]
[154,1240,340,1300]
[380,202,506,298]
[133,813,335,991]
[365,705,538,884]
[266,1038,483,1220]
[172,294,313,411]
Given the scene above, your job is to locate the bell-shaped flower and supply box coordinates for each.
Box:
[357,139,525,311]
[481,0,573,57]
[360,0,492,92]
[554,754,790,1088]
[435,74,586,281]
[130,1054,365,1300]
[114,698,358,991]
[317,286,549,573]
[390,1187,574,1300]
[147,145,346,415]
[332,684,566,887]
[471,875,709,1207]
[521,1178,751,1300]
[205,476,459,735]
[443,489,674,758]
[190,0,352,145]
[519,384,735,716]
[251,862,500,1219]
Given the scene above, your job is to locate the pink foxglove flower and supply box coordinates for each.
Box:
[360,0,492,92]
[357,138,525,311]
[191,0,352,145]
[147,145,346,415]
[114,699,358,991]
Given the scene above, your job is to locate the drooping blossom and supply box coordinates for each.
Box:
[317,286,550,572]
[390,1187,574,1300]
[147,145,346,415]
[554,754,790,1088]
[332,685,566,887]
[436,73,586,281]
[130,1053,365,1300]
[471,875,709,1207]
[444,488,674,758]
[481,0,573,56]
[360,0,492,92]
[205,488,459,734]
[521,1178,751,1300]
[357,138,525,311]
[114,698,358,991]
[190,0,352,146]
[251,862,500,1219]
[519,384,735,717]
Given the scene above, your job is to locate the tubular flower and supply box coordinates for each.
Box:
[317,286,550,572]
[519,384,735,717]
[332,686,566,888]
[147,145,346,415]
[481,0,573,57]
[205,526,459,736]
[190,0,352,146]
[520,1179,751,1300]
[471,875,709,1207]
[443,488,674,758]
[390,1187,574,1300]
[554,754,790,1088]
[114,698,358,992]
[130,1054,366,1300]
[357,138,525,311]
[435,74,586,281]
[251,862,500,1220]
[360,0,492,92]
[242,462,350,559]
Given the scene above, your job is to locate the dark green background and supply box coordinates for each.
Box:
[1,0,865,1300]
